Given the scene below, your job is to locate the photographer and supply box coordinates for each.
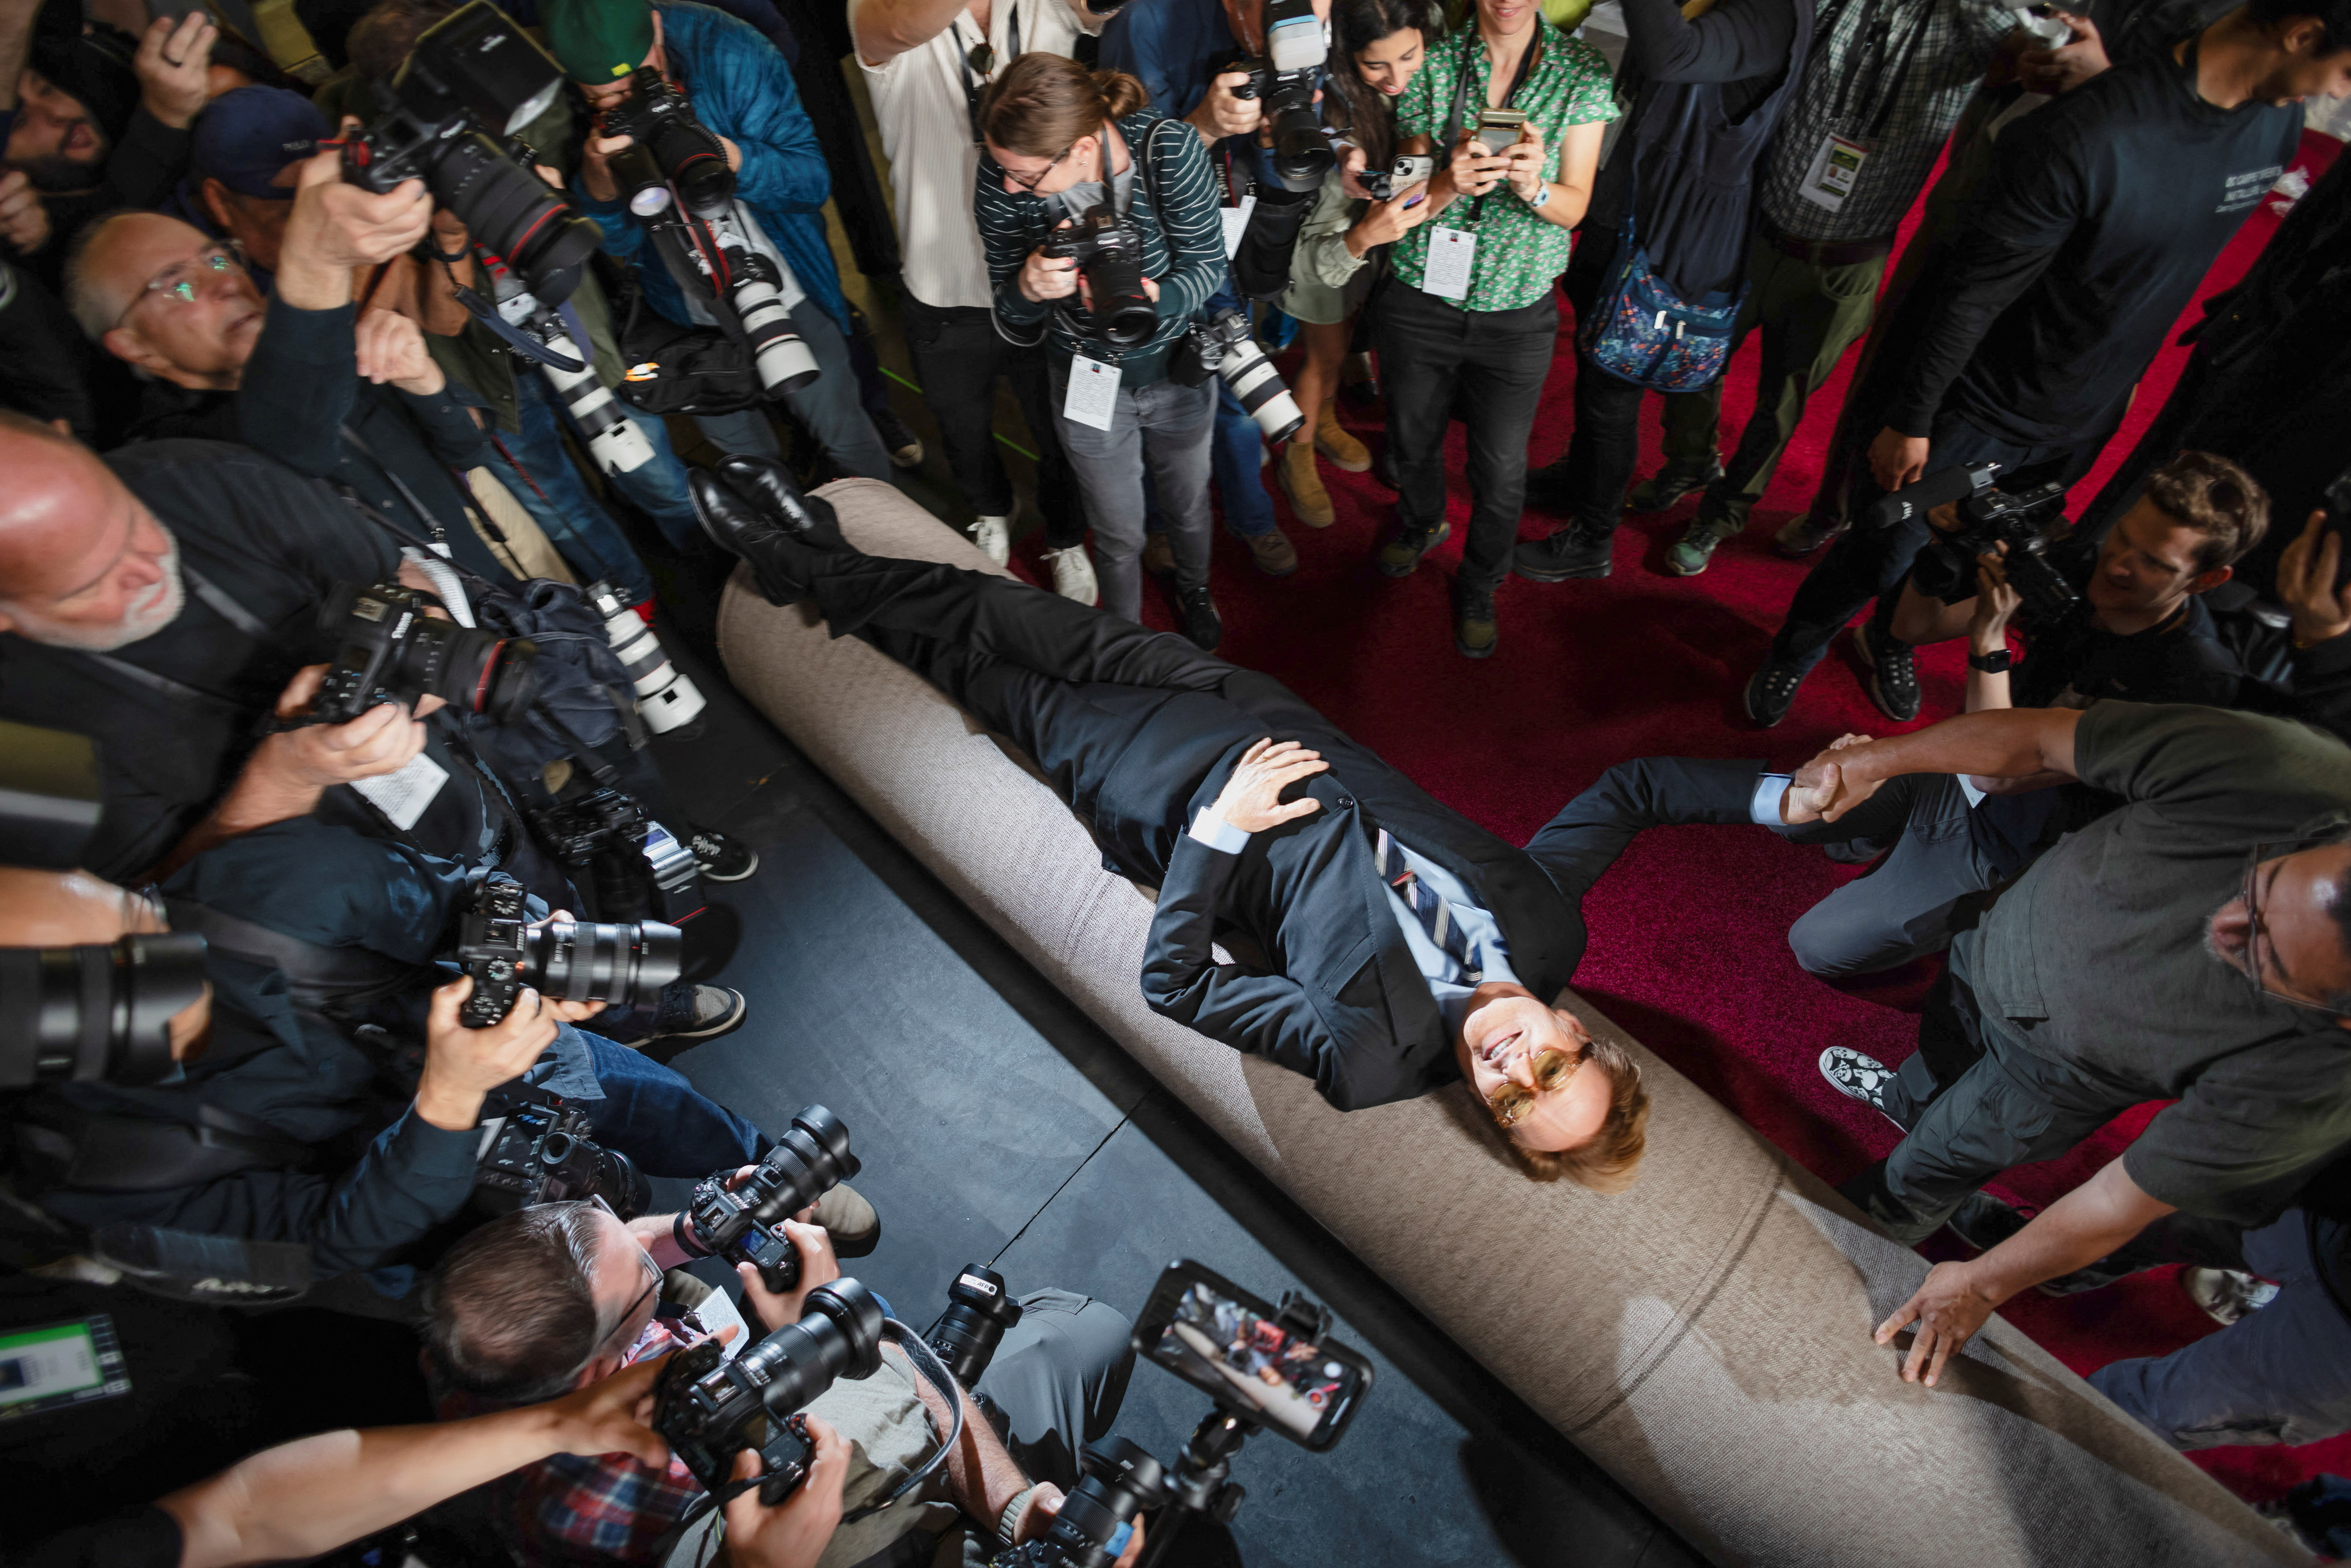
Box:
[1272,0,1437,529]
[975,54,1232,644]
[8,1349,672,1568]
[425,1201,1139,1567]
[1368,0,1612,658]
[547,0,900,482]
[171,86,328,298]
[852,0,1100,588]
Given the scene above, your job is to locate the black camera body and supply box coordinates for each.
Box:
[654,1279,885,1503]
[471,1082,650,1216]
[1041,209,1156,348]
[1362,153,1434,202]
[602,67,734,218]
[1174,308,1303,443]
[1224,0,1330,189]
[1910,479,2080,625]
[523,787,698,924]
[928,1264,1023,1388]
[991,1438,1164,1568]
[451,878,683,1027]
[314,582,540,727]
[688,1105,859,1294]
[340,1,600,304]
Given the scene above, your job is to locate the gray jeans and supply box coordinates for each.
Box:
[694,299,897,482]
[1778,773,2015,980]
[1050,361,1215,622]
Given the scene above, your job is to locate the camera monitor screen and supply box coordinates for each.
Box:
[1133,1262,1372,1451]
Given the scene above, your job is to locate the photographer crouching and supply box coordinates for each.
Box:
[424,1201,1139,1568]
[976,55,1239,647]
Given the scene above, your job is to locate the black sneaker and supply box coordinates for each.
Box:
[874,406,924,470]
[1514,523,1614,583]
[645,984,748,1047]
[1179,584,1223,651]
[1743,659,1807,728]
[1818,1046,1905,1132]
[1452,581,1497,659]
[1849,624,1921,723]
[1946,1190,2033,1253]
[689,826,758,883]
[1626,460,1724,513]
[1375,521,1449,578]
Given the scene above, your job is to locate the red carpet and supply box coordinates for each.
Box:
[1010,129,2343,1505]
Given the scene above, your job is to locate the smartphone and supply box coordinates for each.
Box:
[1131,1261,1373,1451]
[146,0,210,27]
[1474,108,1527,154]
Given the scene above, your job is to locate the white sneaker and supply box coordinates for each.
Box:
[969,515,1012,566]
[1040,543,1098,605]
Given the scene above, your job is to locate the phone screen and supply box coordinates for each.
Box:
[1134,1263,1371,1450]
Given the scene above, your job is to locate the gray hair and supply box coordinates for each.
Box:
[62,210,149,342]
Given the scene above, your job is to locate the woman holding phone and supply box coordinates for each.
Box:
[1273,0,1444,529]
[1367,0,1615,659]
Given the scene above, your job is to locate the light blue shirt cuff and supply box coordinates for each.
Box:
[1188,808,1250,855]
[1750,774,1792,827]
[1956,774,1988,808]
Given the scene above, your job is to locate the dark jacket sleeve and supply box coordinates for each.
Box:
[1140,834,1366,1109]
[236,295,361,478]
[104,108,191,210]
[1620,0,1798,85]
[40,1109,481,1279]
[392,378,491,470]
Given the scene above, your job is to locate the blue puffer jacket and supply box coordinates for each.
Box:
[578,1,847,336]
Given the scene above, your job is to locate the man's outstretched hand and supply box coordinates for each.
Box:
[1786,735,1883,823]
[1210,739,1329,833]
[1876,1260,2000,1387]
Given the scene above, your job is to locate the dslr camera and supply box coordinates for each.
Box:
[1225,0,1332,188]
[1042,210,1157,348]
[524,785,698,923]
[1173,308,1304,443]
[1905,472,2080,625]
[314,581,541,727]
[339,1,601,304]
[602,68,735,219]
[452,878,683,1027]
[687,1105,858,1292]
[472,1082,651,1216]
[1362,153,1434,202]
[654,1278,885,1502]
[927,1263,1023,1388]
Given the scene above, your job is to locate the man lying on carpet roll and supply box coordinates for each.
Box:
[691,457,1651,1187]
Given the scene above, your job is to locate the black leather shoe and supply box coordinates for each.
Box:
[714,455,849,552]
[1514,523,1614,582]
[1179,584,1223,651]
[690,470,809,605]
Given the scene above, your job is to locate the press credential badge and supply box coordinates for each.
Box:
[1063,354,1122,432]
[1797,133,1870,211]
[351,750,450,831]
[1220,192,1258,258]
[1423,227,1477,300]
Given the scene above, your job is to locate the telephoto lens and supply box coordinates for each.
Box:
[0,933,207,1089]
[607,140,675,218]
[726,259,821,393]
[584,581,706,733]
[1200,311,1303,443]
[688,1104,860,1294]
[314,583,541,726]
[608,69,735,218]
[928,1265,1024,1387]
[541,351,657,475]
[993,1437,1164,1567]
[426,131,603,304]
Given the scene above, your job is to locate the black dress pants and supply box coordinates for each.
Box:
[900,293,1085,547]
[1375,285,1559,592]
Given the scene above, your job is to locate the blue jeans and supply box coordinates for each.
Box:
[582,1031,767,1175]
[485,387,654,604]
[510,372,703,578]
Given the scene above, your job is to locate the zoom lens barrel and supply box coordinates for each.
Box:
[929,1264,1023,1387]
[543,358,658,475]
[1214,335,1304,444]
[738,1278,887,1416]
[729,273,821,393]
[1032,1439,1166,1568]
[520,918,683,1008]
[0,933,205,1089]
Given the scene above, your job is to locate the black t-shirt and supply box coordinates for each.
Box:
[1889,37,2303,444]
[2012,546,2241,709]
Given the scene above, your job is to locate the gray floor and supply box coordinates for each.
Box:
[639,653,1698,1568]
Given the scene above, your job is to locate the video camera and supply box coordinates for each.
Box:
[1172,308,1303,443]
[0,933,207,1090]
[451,878,682,1028]
[471,1081,650,1215]
[654,1277,885,1503]
[1896,465,2079,625]
[314,581,541,727]
[1362,153,1434,203]
[339,1,601,304]
[686,1105,859,1293]
[1042,210,1156,349]
[1225,0,1332,188]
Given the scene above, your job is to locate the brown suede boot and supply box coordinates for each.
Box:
[1277,440,1336,527]
[1314,400,1371,472]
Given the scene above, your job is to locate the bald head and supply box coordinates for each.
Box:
[68,211,265,389]
[0,418,185,651]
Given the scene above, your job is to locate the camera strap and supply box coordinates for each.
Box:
[159,898,427,1012]
[957,1,1020,145]
[337,422,531,584]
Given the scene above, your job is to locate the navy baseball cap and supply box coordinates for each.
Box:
[192,87,332,199]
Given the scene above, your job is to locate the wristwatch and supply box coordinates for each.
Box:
[1967,648,2014,674]
[1529,181,1551,209]
[998,1485,1040,1546]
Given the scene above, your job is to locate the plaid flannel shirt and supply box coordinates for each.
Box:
[1756,0,2016,242]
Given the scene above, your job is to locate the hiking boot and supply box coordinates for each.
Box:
[1626,459,1723,513]
[646,985,749,1047]
[1744,659,1808,728]
[1179,583,1223,650]
[1314,401,1371,472]
[1849,623,1921,723]
[1376,520,1449,578]
[1774,512,1846,558]
[1278,441,1335,528]
[1040,543,1098,605]
[1664,513,1738,577]
[1818,1046,1904,1132]
[1245,527,1299,576]
[1452,581,1498,660]
[1514,523,1614,582]
[1946,1191,2033,1252]
[1142,531,1176,576]
[813,1182,880,1257]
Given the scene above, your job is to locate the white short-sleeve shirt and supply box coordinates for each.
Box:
[856,0,1097,310]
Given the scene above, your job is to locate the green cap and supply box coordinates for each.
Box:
[541,0,656,82]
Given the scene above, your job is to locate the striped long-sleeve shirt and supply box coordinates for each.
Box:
[974,109,1231,380]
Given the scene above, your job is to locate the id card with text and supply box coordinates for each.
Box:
[1220,192,1258,259]
[350,750,449,831]
[1063,355,1122,432]
[1797,134,1870,212]
[1421,227,1477,300]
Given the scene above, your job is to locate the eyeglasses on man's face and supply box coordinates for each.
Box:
[2237,839,2351,1022]
[1489,1047,1584,1130]
[117,244,246,331]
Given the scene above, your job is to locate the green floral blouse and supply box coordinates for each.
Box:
[1390,17,1620,312]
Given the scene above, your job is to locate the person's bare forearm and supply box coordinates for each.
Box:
[1844,708,2080,787]
[854,0,975,65]
[164,1409,574,1568]
[903,1350,1029,1526]
[1944,1159,2174,1311]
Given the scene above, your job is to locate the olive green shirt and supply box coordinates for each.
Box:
[1389,18,1618,312]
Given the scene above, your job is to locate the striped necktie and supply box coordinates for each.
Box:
[1374,828,1479,980]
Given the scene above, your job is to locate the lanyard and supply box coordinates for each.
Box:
[1819,0,1935,142]
[959,1,1020,145]
[1444,25,1542,225]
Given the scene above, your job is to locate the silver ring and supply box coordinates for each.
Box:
[164,54,183,65]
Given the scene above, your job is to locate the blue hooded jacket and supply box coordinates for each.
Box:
[578,1,849,336]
